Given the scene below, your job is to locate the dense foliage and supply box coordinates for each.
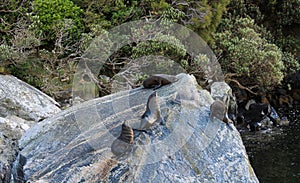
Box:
[227,0,300,54]
[215,0,300,90]
[30,0,84,44]
[0,0,299,100]
[214,17,285,87]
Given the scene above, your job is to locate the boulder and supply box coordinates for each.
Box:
[0,75,60,182]
[12,74,258,182]
[0,75,61,122]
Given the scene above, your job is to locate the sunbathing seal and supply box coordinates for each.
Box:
[143,74,178,90]
[111,122,134,156]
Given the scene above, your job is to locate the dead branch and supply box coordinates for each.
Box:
[228,78,258,95]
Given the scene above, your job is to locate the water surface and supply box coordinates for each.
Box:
[241,107,300,183]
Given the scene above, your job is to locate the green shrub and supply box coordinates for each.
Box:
[226,0,300,55]
[214,16,287,87]
[0,45,15,62]
[73,0,141,30]
[132,33,186,60]
[180,0,230,44]
[30,0,84,42]
[281,52,300,75]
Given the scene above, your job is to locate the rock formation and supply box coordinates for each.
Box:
[0,75,61,182]
[11,74,258,182]
[0,75,61,121]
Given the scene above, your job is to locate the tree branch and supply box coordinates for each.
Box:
[0,0,26,13]
[228,78,258,95]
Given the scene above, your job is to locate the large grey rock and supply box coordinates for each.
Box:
[0,74,59,183]
[12,74,258,182]
[0,75,61,121]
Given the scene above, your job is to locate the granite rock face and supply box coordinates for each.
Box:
[0,75,61,121]
[0,75,61,183]
[12,74,259,182]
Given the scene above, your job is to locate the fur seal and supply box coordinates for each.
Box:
[143,74,178,90]
[140,91,162,130]
[210,100,234,129]
[111,122,134,156]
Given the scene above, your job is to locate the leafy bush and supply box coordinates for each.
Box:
[30,0,84,43]
[281,52,300,74]
[201,0,231,44]
[73,0,141,30]
[0,45,15,62]
[132,33,186,61]
[214,17,288,88]
[226,0,300,55]
[134,0,230,44]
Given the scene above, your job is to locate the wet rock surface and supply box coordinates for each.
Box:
[12,74,258,182]
[0,75,61,121]
[234,89,289,132]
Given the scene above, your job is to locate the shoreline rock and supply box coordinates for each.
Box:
[0,74,61,183]
[12,74,259,182]
[0,75,61,122]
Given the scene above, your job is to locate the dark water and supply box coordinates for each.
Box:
[241,107,300,183]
